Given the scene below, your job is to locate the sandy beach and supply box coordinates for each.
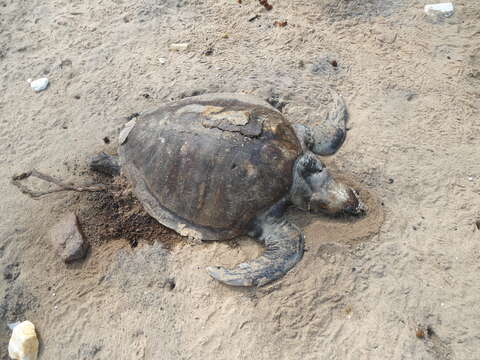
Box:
[1,0,479,359]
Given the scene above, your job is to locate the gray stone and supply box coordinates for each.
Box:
[50,213,88,263]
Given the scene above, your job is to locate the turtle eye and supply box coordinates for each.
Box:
[299,154,324,178]
[306,156,323,173]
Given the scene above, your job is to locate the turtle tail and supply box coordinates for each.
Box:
[206,216,304,287]
[309,91,348,156]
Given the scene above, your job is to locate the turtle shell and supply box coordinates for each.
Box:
[119,93,301,240]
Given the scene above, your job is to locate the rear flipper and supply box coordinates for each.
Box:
[206,214,304,287]
[89,152,121,176]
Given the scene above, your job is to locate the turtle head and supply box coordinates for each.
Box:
[308,173,365,216]
[291,153,365,216]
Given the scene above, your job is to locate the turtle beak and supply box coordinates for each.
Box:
[342,188,366,216]
[310,178,366,216]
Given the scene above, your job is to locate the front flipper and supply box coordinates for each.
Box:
[206,216,304,287]
[294,91,348,156]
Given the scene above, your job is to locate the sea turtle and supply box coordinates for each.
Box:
[91,93,365,287]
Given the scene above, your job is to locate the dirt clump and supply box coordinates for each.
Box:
[76,175,182,250]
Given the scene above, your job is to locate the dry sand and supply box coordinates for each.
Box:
[1,0,480,359]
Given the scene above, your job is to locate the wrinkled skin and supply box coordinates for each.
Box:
[310,173,364,216]
[289,152,364,217]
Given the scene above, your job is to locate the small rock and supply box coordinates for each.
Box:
[158,57,167,65]
[273,20,287,27]
[424,3,454,17]
[8,321,39,360]
[166,278,176,290]
[50,213,88,263]
[169,43,190,51]
[415,327,425,339]
[28,78,49,92]
[203,47,214,56]
[259,0,272,10]
[89,152,120,176]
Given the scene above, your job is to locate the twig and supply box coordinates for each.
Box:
[11,169,107,199]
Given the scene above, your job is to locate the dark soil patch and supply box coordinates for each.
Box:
[76,175,183,249]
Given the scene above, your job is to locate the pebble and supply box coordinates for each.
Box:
[377,32,397,44]
[28,77,49,92]
[169,43,190,51]
[203,47,214,56]
[8,321,39,360]
[49,213,88,263]
[424,3,454,17]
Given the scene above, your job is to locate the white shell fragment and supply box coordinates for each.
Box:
[424,3,455,17]
[8,321,39,360]
[119,118,137,145]
[169,43,190,52]
[28,78,49,92]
